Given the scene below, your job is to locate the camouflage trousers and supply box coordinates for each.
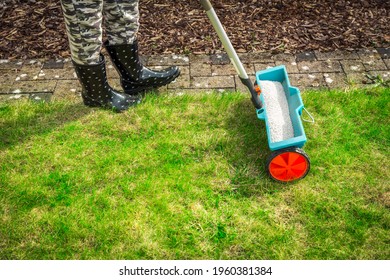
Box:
[61,0,139,65]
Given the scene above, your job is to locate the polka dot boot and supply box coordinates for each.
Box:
[72,55,141,112]
[104,40,181,95]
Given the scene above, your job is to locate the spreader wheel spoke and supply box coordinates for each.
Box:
[270,166,288,176]
[286,170,298,180]
[287,152,300,166]
[291,162,307,172]
[271,155,288,167]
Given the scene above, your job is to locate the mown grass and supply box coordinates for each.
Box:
[0,87,389,260]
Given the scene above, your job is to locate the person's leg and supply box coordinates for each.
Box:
[61,0,103,65]
[60,0,140,111]
[103,0,180,95]
[103,0,139,45]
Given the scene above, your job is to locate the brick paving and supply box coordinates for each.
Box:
[0,48,389,103]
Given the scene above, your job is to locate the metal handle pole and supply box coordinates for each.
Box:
[199,0,262,109]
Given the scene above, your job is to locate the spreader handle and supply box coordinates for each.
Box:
[199,0,262,109]
[200,0,213,11]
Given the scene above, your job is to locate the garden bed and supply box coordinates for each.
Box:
[0,0,389,59]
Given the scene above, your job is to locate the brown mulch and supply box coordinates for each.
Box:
[0,0,389,59]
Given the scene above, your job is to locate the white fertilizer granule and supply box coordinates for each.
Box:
[259,81,294,143]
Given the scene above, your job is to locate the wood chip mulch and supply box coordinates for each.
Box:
[0,0,389,59]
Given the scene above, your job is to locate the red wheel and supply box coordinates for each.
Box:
[266,147,310,183]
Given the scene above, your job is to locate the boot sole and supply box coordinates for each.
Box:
[122,70,181,95]
[123,85,153,95]
[82,96,139,112]
[83,97,102,108]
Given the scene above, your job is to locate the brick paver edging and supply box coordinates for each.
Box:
[0,48,389,102]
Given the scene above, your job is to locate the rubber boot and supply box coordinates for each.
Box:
[104,40,180,95]
[73,55,141,111]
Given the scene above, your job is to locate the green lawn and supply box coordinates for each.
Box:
[0,87,389,260]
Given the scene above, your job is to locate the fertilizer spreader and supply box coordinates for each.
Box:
[200,0,312,182]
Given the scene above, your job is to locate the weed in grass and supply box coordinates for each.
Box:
[364,73,390,88]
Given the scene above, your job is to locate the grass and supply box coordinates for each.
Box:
[0,87,389,260]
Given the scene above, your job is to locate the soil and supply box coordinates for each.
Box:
[0,0,389,59]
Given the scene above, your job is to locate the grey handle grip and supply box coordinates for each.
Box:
[200,0,212,11]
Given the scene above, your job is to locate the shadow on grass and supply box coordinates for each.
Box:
[0,101,93,151]
[223,97,283,197]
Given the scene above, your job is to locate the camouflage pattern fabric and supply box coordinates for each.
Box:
[104,0,140,46]
[61,0,139,65]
